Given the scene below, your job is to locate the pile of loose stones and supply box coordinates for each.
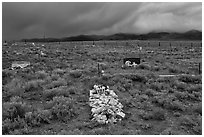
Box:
[89,85,125,124]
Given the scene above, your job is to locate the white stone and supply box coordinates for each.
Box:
[117,111,125,118]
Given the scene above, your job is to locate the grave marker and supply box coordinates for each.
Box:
[123,58,140,65]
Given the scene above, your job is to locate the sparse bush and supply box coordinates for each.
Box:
[3,101,28,121]
[139,108,165,121]
[58,129,84,135]
[120,129,141,135]
[53,68,66,75]
[165,100,185,111]
[45,78,67,89]
[174,90,187,101]
[101,74,113,81]
[69,70,82,78]
[151,108,166,121]
[138,63,151,70]
[146,72,158,79]
[2,69,13,85]
[168,66,182,73]
[47,96,76,122]
[179,115,197,128]
[50,73,60,81]
[192,103,202,115]
[35,70,48,79]
[148,82,162,91]
[187,84,202,93]
[160,127,183,135]
[120,78,133,91]
[9,125,33,135]
[144,88,156,97]
[43,86,70,100]
[2,117,26,135]
[10,96,23,102]
[25,109,52,127]
[2,118,13,134]
[125,73,147,83]
[99,62,109,70]
[152,66,160,71]
[174,80,187,91]
[4,78,25,97]
[178,75,201,84]
[67,86,77,95]
[89,127,109,135]
[24,79,44,92]
[117,85,126,92]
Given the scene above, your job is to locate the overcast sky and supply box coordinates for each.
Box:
[2,2,202,41]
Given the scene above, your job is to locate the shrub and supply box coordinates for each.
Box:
[45,78,67,89]
[144,88,156,97]
[168,66,182,73]
[101,74,113,81]
[150,108,166,121]
[179,115,197,128]
[43,86,70,100]
[174,90,187,101]
[52,68,66,75]
[2,118,13,134]
[120,129,141,135]
[139,108,166,121]
[146,72,158,80]
[58,129,84,135]
[125,73,147,83]
[9,126,33,135]
[120,78,133,91]
[138,63,151,70]
[35,70,48,79]
[148,82,163,91]
[164,100,185,111]
[69,70,82,78]
[99,62,109,70]
[89,127,109,135]
[4,78,25,97]
[174,81,187,91]
[10,96,22,102]
[178,75,201,84]
[47,96,76,122]
[2,69,13,85]
[160,127,183,135]
[152,66,160,71]
[187,84,202,93]
[2,101,28,121]
[24,79,44,92]
[192,103,202,115]
[67,86,77,95]
[50,73,60,81]
[25,109,52,127]
[2,117,26,135]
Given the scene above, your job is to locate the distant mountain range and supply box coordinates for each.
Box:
[21,30,202,42]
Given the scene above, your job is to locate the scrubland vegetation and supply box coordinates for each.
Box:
[2,40,202,134]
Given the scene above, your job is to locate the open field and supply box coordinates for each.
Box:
[2,40,202,135]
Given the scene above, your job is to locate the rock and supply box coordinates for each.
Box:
[11,61,30,70]
[89,84,125,124]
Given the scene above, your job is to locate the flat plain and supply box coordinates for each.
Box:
[2,40,202,135]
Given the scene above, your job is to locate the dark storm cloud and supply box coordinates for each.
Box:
[2,2,202,41]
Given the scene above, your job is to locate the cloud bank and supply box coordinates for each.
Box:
[2,2,202,41]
